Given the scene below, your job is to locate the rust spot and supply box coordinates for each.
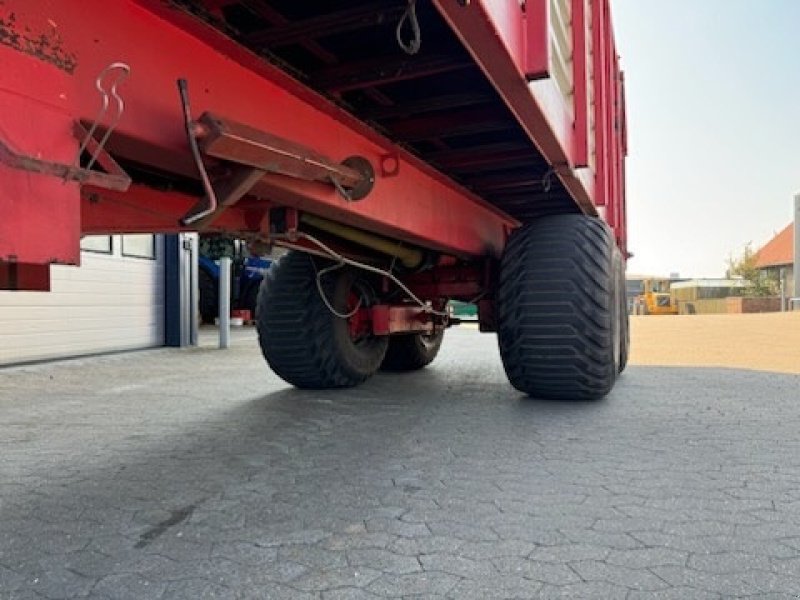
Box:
[0,11,77,74]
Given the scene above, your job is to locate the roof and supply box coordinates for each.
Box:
[755,222,794,268]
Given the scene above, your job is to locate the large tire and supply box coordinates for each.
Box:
[198,268,218,325]
[257,251,389,389]
[497,214,618,400]
[380,330,444,372]
[615,250,630,374]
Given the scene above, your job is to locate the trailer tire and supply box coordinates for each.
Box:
[497,214,617,400]
[199,268,218,325]
[380,331,444,371]
[257,251,388,389]
[615,249,630,374]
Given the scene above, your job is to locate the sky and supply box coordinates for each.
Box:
[612,0,800,278]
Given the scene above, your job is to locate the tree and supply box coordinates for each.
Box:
[725,242,777,296]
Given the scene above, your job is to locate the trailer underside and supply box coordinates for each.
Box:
[0,0,629,399]
[171,0,580,222]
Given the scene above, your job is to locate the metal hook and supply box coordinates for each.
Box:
[541,167,554,193]
[396,0,421,55]
[73,62,130,173]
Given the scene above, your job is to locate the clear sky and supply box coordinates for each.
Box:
[612,0,800,277]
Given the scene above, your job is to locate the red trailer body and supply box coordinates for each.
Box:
[0,0,629,399]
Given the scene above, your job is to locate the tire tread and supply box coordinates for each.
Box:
[497,214,617,400]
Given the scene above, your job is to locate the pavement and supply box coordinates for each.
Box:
[630,312,800,375]
[1,326,800,599]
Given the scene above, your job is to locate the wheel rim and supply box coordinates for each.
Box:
[345,280,376,344]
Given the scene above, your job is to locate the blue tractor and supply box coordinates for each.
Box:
[198,236,272,324]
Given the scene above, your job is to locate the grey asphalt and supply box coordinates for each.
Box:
[1,327,799,599]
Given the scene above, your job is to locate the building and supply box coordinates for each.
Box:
[0,234,164,364]
[670,279,753,314]
[754,222,794,296]
[0,233,199,365]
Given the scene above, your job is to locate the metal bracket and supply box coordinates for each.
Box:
[0,61,132,191]
[181,165,266,229]
[196,112,376,201]
[0,121,131,191]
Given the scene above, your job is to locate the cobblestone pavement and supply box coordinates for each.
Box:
[1,327,799,599]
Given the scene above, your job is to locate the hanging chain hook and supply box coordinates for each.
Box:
[396,0,421,55]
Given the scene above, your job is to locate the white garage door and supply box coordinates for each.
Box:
[0,234,165,365]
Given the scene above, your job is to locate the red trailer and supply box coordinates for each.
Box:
[0,0,628,399]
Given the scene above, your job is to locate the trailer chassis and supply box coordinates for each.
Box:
[0,0,628,399]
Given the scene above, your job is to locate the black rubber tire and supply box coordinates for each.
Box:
[198,268,218,325]
[615,250,630,374]
[496,214,618,400]
[257,251,389,389]
[380,330,444,371]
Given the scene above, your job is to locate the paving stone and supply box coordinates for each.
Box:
[324,533,395,552]
[387,536,463,557]
[210,541,279,566]
[687,551,772,574]
[278,545,347,570]
[290,566,382,592]
[91,573,167,600]
[25,565,95,600]
[491,557,579,585]
[570,560,670,591]
[425,520,498,542]
[742,570,800,595]
[346,548,421,575]
[650,566,761,596]
[445,575,541,599]
[321,589,382,600]
[364,518,430,538]
[3,330,800,599]
[457,540,536,560]
[527,543,610,563]
[559,528,641,549]
[0,564,27,592]
[631,531,798,557]
[419,553,495,579]
[366,571,461,596]
[162,578,237,599]
[627,587,721,599]
[536,581,629,599]
[605,547,687,569]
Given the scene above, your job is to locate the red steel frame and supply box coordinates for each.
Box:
[0,0,627,292]
[434,0,627,254]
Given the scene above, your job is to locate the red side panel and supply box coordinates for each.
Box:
[433,0,628,251]
[0,47,81,267]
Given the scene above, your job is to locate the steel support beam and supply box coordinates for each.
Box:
[387,107,513,143]
[2,0,516,266]
[363,93,494,120]
[310,55,473,93]
[245,3,406,48]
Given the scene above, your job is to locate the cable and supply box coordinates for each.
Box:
[279,233,450,318]
[396,0,421,55]
[312,261,363,319]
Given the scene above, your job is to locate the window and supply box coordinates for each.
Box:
[122,234,156,259]
[80,235,112,254]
